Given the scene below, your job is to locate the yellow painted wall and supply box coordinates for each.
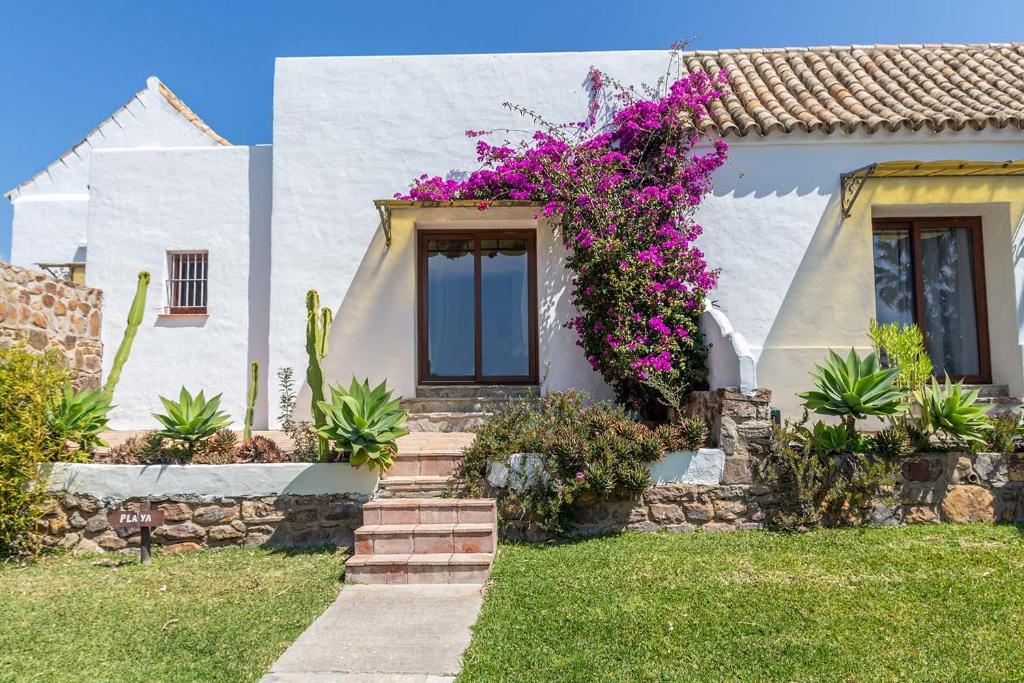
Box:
[759,176,1024,419]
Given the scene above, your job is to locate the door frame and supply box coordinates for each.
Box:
[872,216,991,384]
[416,229,539,385]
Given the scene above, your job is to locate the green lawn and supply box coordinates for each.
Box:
[0,548,342,683]
[460,525,1024,682]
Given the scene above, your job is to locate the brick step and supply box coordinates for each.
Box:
[355,523,495,555]
[376,475,454,498]
[388,451,463,477]
[405,412,490,433]
[346,552,493,585]
[415,384,536,400]
[362,498,495,525]
[963,384,1010,398]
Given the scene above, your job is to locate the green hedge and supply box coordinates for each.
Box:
[0,345,67,557]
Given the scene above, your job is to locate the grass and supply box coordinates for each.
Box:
[0,547,342,683]
[460,525,1024,682]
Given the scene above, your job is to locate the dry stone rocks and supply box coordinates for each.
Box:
[941,485,996,523]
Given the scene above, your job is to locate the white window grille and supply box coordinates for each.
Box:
[166,251,208,313]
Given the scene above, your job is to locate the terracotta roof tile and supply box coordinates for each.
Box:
[682,43,1024,137]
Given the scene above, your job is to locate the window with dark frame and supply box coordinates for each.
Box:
[166,251,208,314]
[871,217,990,384]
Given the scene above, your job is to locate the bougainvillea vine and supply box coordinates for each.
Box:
[398,54,729,416]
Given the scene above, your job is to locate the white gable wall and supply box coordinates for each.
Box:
[8,77,224,268]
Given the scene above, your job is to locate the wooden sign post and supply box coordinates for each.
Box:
[107,500,164,564]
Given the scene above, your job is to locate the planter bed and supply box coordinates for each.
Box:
[39,462,379,556]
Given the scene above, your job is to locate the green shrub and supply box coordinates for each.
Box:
[0,345,68,557]
[757,415,897,530]
[276,367,317,462]
[315,378,409,471]
[868,319,933,391]
[153,387,233,458]
[914,376,991,448]
[454,390,666,535]
[45,383,111,455]
[985,412,1021,453]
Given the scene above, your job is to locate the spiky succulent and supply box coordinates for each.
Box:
[799,348,908,421]
[914,376,991,446]
[153,387,233,456]
[871,424,913,458]
[676,416,710,451]
[46,383,113,454]
[315,378,409,471]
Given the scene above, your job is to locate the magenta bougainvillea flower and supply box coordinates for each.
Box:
[398,55,729,415]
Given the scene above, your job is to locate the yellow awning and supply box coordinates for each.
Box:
[841,160,1024,217]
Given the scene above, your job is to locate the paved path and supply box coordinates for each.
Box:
[261,584,483,682]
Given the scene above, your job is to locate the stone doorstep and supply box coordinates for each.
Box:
[346,553,493,585]
[388,452,464,477]
[355,523,496,555]
[362,499,496,526]
[376,475,453,498]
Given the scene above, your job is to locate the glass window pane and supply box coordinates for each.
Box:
[426,240,475,376]
[872,229,915,326]
[920,228,980,377]
[481,238,530,377]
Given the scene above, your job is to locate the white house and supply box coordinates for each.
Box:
[8,43,1024,428]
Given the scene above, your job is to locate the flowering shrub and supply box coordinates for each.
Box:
[452,390,701,534]
[399,52,728,414]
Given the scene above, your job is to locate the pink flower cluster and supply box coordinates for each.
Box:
[398,62,729,413]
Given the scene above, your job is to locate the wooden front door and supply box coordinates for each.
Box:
[417,231,538,384]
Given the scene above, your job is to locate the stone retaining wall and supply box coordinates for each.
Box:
[40,493,367,557]
[0,262,103,389]
[558,452,1024,537]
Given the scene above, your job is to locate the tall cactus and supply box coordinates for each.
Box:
[103,271,150,400]
[243,361,259,441]
[305,290,333,460]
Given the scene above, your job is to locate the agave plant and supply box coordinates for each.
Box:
[914,376,991,446]
[46,383,113,454]
[153,387,233,457]
[798,348,908,436]
[315,378,409,471]
[808,421,867,456]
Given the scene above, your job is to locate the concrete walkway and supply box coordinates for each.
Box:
[261,584,483,682]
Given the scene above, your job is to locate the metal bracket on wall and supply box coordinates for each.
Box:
[840,163,877,219]
[374,203,393,248]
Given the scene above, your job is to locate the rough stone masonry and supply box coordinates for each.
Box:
[0,262,103,389]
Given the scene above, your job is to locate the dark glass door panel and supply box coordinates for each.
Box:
[872,229,915,326]
[920,227,981,377]
[426,238,475,377]
[481,238,530,377]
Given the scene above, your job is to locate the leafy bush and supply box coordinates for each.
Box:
[914,376,991,447]
[153,387,233,457]
[453,390,671,535]
[277,367,317,461]
[45,383,111,454]
[868,319,933,391]
[798,348,907,435]
[757,416,897,531]
[0,345,68,557]
[315,378,409,471]
[985,411,1021,453]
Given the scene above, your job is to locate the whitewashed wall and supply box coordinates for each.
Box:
[86,145,272,429]
[7,77,224,268]
[272,51,1024,421]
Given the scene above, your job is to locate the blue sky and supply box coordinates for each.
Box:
[2,0,1022,261]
